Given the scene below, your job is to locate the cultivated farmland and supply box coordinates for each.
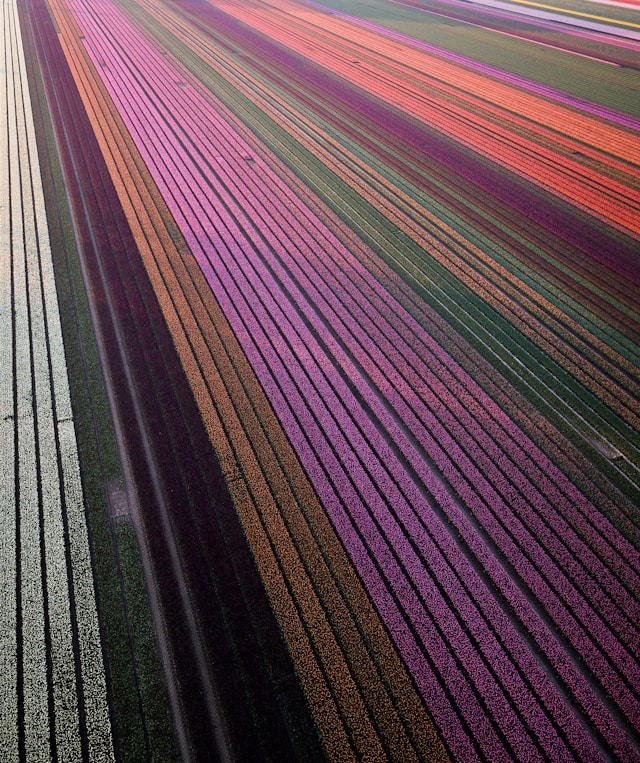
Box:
[6,0,640,759]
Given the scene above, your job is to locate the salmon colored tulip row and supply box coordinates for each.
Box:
[214,0,640,235]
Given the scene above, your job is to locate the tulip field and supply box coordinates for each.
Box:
[1,0,119,758]
[7,0,640,758]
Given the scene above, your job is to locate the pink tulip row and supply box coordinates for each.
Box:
[65,0,640,759]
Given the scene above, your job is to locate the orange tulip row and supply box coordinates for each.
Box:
[225,0,640,164]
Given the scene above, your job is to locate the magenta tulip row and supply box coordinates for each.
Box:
[66,0,640,759]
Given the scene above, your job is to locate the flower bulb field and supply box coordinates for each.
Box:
[4,0,640,758]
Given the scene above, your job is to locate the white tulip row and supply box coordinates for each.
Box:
[0,3,18,756]
[1,1,115,760]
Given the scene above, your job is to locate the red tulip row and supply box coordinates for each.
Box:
[307,0,640,128]
[214,0,640,238]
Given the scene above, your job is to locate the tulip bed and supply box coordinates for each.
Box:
[14,0,640,759]
[2,0,117,759]
[124,0,640,504]
[20,0,331,757]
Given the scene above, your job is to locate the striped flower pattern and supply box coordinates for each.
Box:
[9,0,640,758]
[1,0,114,759]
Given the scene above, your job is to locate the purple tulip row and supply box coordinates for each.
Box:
[66,0,640,759]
